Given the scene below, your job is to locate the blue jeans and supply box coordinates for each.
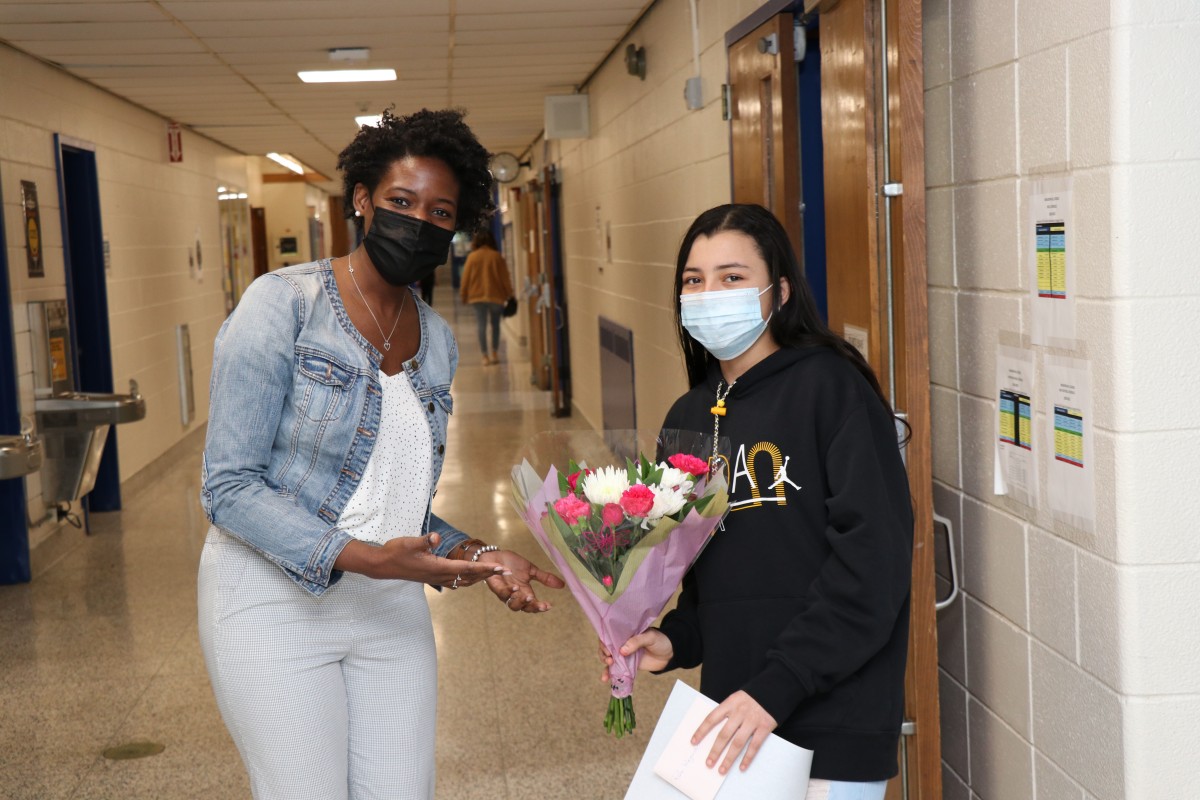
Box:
[472,302,503,355]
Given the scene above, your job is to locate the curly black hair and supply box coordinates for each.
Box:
[337,107,495,233]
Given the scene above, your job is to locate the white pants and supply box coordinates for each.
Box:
[198,527,437,800]
[805,779,889,800]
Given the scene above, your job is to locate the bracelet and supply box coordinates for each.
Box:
[469,544,500,562]
[450,539,485,560]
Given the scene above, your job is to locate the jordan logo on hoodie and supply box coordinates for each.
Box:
[713,441,802,511]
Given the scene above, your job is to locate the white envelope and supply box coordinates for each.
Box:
[625,681,813,800]
[653,695,730,800]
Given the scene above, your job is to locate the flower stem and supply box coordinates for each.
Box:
[603,695,636,738]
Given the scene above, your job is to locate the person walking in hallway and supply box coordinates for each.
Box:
[459,229,514,365]
[198,107,563,800]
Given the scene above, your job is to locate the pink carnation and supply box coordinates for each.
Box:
[602,503,625,528]
[619,484,655,518]
[668,453,709,477]
[567,469,590,492]
[553,492,592,525]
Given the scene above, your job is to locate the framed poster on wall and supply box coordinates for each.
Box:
[20,181,43,278]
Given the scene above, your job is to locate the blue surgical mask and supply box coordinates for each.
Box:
[680,286,772,361]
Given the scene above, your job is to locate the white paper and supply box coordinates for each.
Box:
[625,681,813,800]
[843,324,868,361]
[652,697,729,800]
[1044,355,1095,534]
[994,343,1037,508]
[1028,178,1076,346]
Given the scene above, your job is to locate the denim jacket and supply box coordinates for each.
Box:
[200,259,468,596]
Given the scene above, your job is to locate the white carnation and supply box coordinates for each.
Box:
[654,466,695,495]
[647,484,687,521]
[580,465,631,506]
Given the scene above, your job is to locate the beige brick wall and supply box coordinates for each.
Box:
[926,0,1200,797]
[533,0,763,433]
[1,43,251,547]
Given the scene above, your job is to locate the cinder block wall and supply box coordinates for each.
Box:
[537,0,765,432]
[0,43,249,548]
[925,0,1200,797]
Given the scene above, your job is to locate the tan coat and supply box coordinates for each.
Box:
[459,246,514,305]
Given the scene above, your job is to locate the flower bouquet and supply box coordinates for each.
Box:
[511,430,729,738]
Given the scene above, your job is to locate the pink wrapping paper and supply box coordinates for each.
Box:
[514,465,723,700]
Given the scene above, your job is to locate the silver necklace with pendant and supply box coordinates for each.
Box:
[709,379,735,474]
[347,251,405,351]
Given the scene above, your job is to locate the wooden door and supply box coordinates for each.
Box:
[729,14,803,255]
[729,2,939,797]
[540,166,572,416]
[328,196,349,259]
[519,183,549,390]
[250,207,268,279]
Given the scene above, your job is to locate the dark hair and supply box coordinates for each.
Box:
[674,204,898,421]
[337,107,495,234]
[471,229,497,250]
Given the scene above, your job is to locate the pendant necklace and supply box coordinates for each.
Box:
[709,379,735,474]
[347,251,405,351]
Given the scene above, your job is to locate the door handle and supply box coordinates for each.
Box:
[934,512,959,611]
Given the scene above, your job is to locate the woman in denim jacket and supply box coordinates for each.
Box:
[198,108,563,800]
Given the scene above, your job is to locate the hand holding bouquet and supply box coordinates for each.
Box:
[511,433,729,738]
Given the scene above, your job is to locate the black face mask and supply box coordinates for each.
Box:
[362,206,455,287]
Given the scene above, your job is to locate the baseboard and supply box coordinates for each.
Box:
[121,423,207,504]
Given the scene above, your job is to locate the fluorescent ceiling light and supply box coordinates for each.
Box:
[297,69,396,84]
[266,152,305,175]
[355,114,383,127]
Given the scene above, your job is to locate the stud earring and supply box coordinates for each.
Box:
[354,209,362,217]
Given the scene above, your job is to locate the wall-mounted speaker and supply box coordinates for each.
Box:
[545,94,590,140]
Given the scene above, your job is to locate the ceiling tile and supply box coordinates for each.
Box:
[0,3,167,24]
[0,1,646,164]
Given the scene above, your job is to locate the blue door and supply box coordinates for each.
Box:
[55,137,123,513]
[0,170,32,583]
[796,15,828,320]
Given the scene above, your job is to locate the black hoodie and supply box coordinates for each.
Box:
[657,345,913,782]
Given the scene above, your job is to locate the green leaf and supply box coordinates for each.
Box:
[540,510,614,601]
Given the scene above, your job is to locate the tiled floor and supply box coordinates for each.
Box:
[0,290,698,799]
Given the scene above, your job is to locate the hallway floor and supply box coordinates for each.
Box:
[0,289,698,799]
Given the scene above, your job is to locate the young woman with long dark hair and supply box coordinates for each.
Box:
[604,204,913,800]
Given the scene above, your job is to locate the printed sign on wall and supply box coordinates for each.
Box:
[1028,178,1076,346]
[994,343,1037,509]
[20,180,44,278]
[1044,354,1095,534]
[167,121,183,163]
